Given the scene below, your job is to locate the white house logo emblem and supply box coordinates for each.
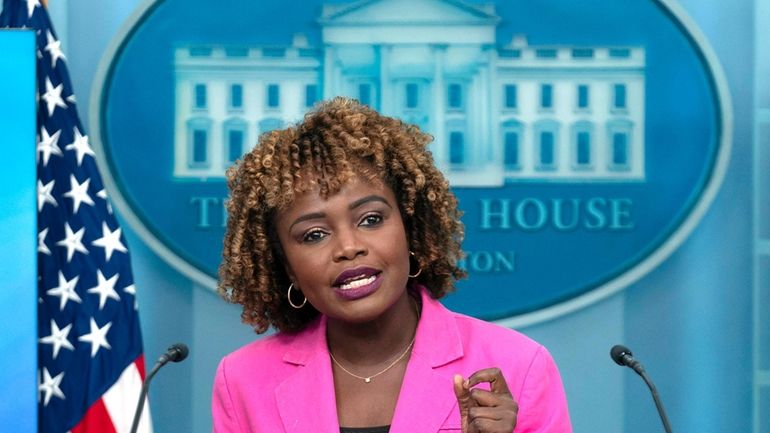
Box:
[92,0,730,325]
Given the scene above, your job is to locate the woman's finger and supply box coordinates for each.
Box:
[469,388,517,408]
[454,374,474,408]
[469,417,514,433]
[468,406,503,421]
[454,374,476,433]
[466,367,513,396]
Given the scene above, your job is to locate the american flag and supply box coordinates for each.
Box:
[0,1,151,432]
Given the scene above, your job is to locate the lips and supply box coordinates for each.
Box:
[333,266,381,288]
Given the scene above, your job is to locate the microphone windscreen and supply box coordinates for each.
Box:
[167,343,189,362]
[610,344,632,366]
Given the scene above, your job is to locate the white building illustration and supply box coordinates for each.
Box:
[173,0,646,185]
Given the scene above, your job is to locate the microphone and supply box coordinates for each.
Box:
[130,343,189,433]
[610,345,673,433]
[158,343,189,364]
[610,344,644,375]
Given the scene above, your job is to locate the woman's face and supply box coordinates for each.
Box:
[275,175,411,323]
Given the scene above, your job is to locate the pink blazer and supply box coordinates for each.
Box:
[212,287,572,433]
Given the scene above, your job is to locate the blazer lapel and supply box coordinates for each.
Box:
[275,287,464,433]
[389,353,460,432]
[275,316,340,433]
[390,287,465,432]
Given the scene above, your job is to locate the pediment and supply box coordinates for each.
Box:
[320,0,499,26]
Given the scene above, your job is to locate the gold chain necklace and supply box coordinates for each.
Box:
[330,335,416,383]
[330,298,420,384]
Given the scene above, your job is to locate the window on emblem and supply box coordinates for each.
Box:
[448,83,462,109]
[230,84,243,109]
[359,84,372,106]
[449,132,464,165]
[613,84,627,109]
[187,117,211,169]
[194,84,207,109]
[576,132,591,166]
[227,130,244,163]
[504,84,517,109]
[539,132,555,167]
[305,84,318,108]
[540,84,553,109]
[266,84,280,108]
[607,119,633,171]
[504,132,519,167]
[192,129,207,164]
[577,85,589,109]
[406,83,419,109]
[612,133,630,168]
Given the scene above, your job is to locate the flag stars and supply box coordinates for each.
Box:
[56,222,88,262]
[37,127,62,166]
[78,318,112,358]
[124,284,136,296]
[124,284,139,310]
[46,271,82,311]
[97,189,114,214]
[87,270,121,310]
[92,222,127,261]
[65,127,94,166]
[37,179,57,211]
[44,30,66,68]
[42,77,67,116]
[63,175,94,213]
[38,227,52,255]
[26,0,41,18]
[39,319,74,359]
[38,368,65,406]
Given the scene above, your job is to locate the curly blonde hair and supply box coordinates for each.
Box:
[219,97,466,333]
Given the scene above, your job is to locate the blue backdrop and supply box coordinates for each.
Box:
[0,29,37,433]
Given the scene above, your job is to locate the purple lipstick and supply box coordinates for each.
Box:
[332,266,382,300]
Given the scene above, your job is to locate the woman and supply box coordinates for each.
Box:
[213,98,572,433]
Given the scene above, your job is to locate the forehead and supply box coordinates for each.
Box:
[279,175,395,217]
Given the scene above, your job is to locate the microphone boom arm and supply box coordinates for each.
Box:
[129,344,189,433]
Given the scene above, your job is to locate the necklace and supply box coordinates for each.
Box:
[329,298,420,384]
[330,335,416,383]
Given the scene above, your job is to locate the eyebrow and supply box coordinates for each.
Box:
[349,194,392,211]
[288,195,392,231]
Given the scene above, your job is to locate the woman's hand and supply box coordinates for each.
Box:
[453,368,518,433]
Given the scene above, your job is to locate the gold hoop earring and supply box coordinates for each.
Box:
[287,283,307,309]
[408,251,422,278]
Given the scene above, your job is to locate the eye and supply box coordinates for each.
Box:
[302,229,328,243]
[359,213,384,227]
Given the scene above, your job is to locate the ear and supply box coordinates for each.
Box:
[270,233,296,283]
[282,259,297,284]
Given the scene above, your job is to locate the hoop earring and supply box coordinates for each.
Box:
[408,251,422,278]
[287,283,307,309]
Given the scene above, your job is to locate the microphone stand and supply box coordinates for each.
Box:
[129,360,164,433]
[637,369,673,433]
[611,345,673,433]
[130,344,189,433]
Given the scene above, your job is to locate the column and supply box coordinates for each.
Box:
[431,44,447,165]
[323,45,336,99]
[379,44,392,115]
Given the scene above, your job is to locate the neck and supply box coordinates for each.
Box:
[326,290,419,366]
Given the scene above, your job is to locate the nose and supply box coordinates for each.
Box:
[332,227,367,262]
